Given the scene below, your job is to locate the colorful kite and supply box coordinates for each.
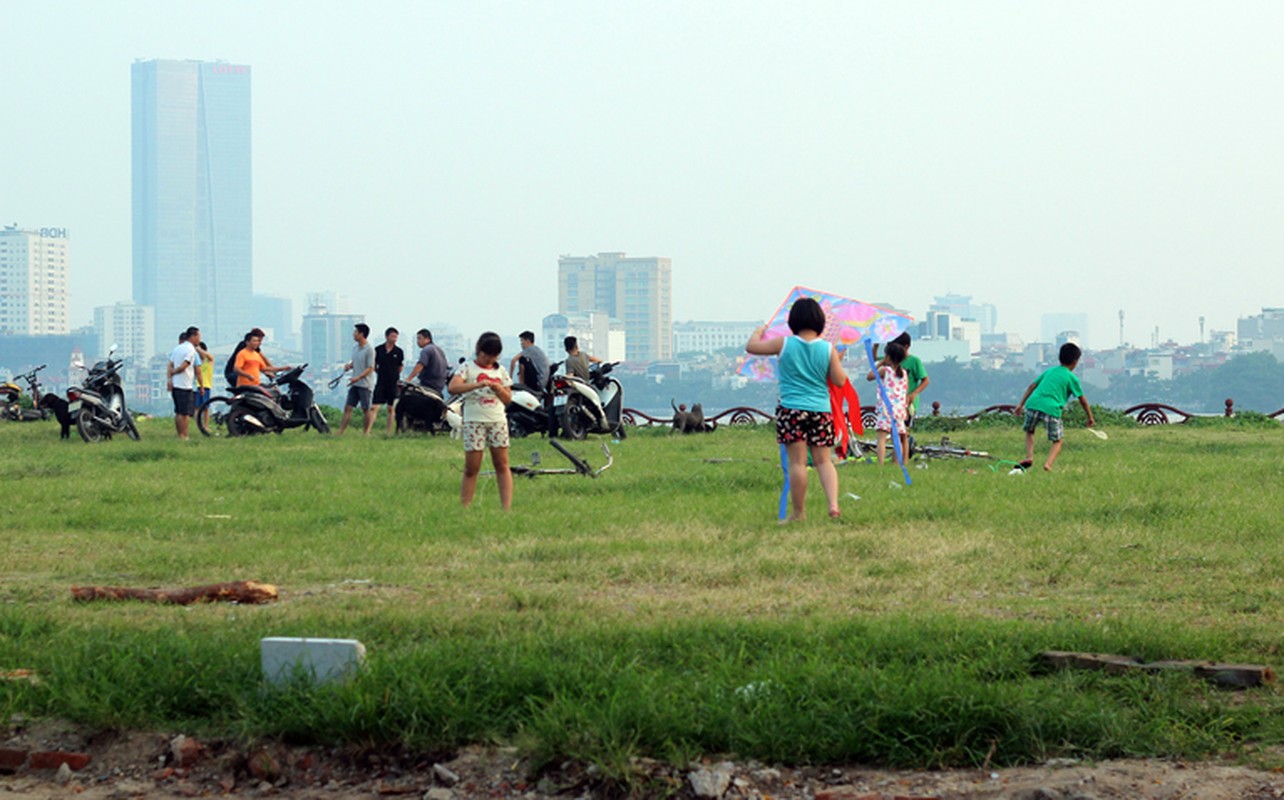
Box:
[737,286,915,382]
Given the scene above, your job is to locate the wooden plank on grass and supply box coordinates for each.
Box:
[70,580,278,605]
[1038,651,1275,688]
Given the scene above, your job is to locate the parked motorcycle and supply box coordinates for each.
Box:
[506,360,563,439]
[1,365,50,422]
[197,363,329,437]
[394,358,464,435]
[557,361,626,440]
[68,348,140,443]
[394,382,462,434]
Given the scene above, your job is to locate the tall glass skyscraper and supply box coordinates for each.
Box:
[132,59,252,349]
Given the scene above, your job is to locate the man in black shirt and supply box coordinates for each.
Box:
[372,327,405,435]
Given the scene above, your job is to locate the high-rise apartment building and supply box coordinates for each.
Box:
[0,225,70,335]
[94,302,156,363]
[301,301,365,369]
[557,252,671,362]
[132,59,252,351]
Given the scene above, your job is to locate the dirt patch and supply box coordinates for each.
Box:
[2,718,1283,799]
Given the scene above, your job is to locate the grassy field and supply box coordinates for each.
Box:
[2,414,1283,774]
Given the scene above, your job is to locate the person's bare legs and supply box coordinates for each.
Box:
[1024,430,1036,464]
[338,405,355,434]
[899,431,909,464]
[385,402,396,435]
[461,450,484,506]
[362,407,376,435]
[810,444,840,517]
[1044,439,1063,471]
[876,431,888,465]
[491,446,512,510]
[785,440,810,521]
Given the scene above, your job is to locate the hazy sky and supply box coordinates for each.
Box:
[5,0,1283,349]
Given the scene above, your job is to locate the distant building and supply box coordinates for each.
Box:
[132,59,252,351]
[912,339,972,364]
[542,312,625,362]
[929,293,997,335]
[93,302,156,364]
[558,252,671,362]
[422,323,471,365]
[1040,313,1089,349]
[981,332,1024,351]
[1208,330,1237,353]
[253,294,296,351]
[301,301,364,369]
[672,321,759,356]
[0,225,70,335]
[919,309,980,355]
[1054,330,1082,348]
[1237,308,1284,348]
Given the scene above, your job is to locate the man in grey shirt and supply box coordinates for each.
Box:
[509,330,549,392]
[405,328,448,394]
[339,323,378,435]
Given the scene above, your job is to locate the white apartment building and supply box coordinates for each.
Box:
[0,225,71,335]
[558,252,671,362]
[94,302,156,363]
[542,312,626,362]
[672,321,760,355]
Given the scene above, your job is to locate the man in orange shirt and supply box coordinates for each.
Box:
[233,330,289,388]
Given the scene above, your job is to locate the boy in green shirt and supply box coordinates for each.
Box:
[1015,343,1096,472]
[892,332,930,426]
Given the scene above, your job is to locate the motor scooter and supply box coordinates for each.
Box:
[197,364,329,437]
[394,358,463,435]
[69,347,140,443]
[506,360,563,439]
[557,361,626,440]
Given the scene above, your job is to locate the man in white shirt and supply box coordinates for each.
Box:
[167,329,199,440]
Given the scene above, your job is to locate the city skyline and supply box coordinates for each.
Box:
[3,2,1282,349]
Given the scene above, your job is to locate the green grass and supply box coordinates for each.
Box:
[2,417,1283,774]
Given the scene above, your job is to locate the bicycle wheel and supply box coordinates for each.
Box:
[197,396,237,437]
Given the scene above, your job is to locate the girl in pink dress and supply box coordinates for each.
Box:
[868,341,909,466]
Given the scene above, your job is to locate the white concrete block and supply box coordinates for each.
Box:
[261,637,366,686]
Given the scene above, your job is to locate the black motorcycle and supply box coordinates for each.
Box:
[197,363,329,437]
[1,364,50,422]
[69,350,140,443]
[394,358,464,435]
[394,381,453,434]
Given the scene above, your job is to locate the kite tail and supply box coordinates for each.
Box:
[778,442,790,520]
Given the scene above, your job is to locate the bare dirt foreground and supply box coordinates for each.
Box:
[4,719,1284,800]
